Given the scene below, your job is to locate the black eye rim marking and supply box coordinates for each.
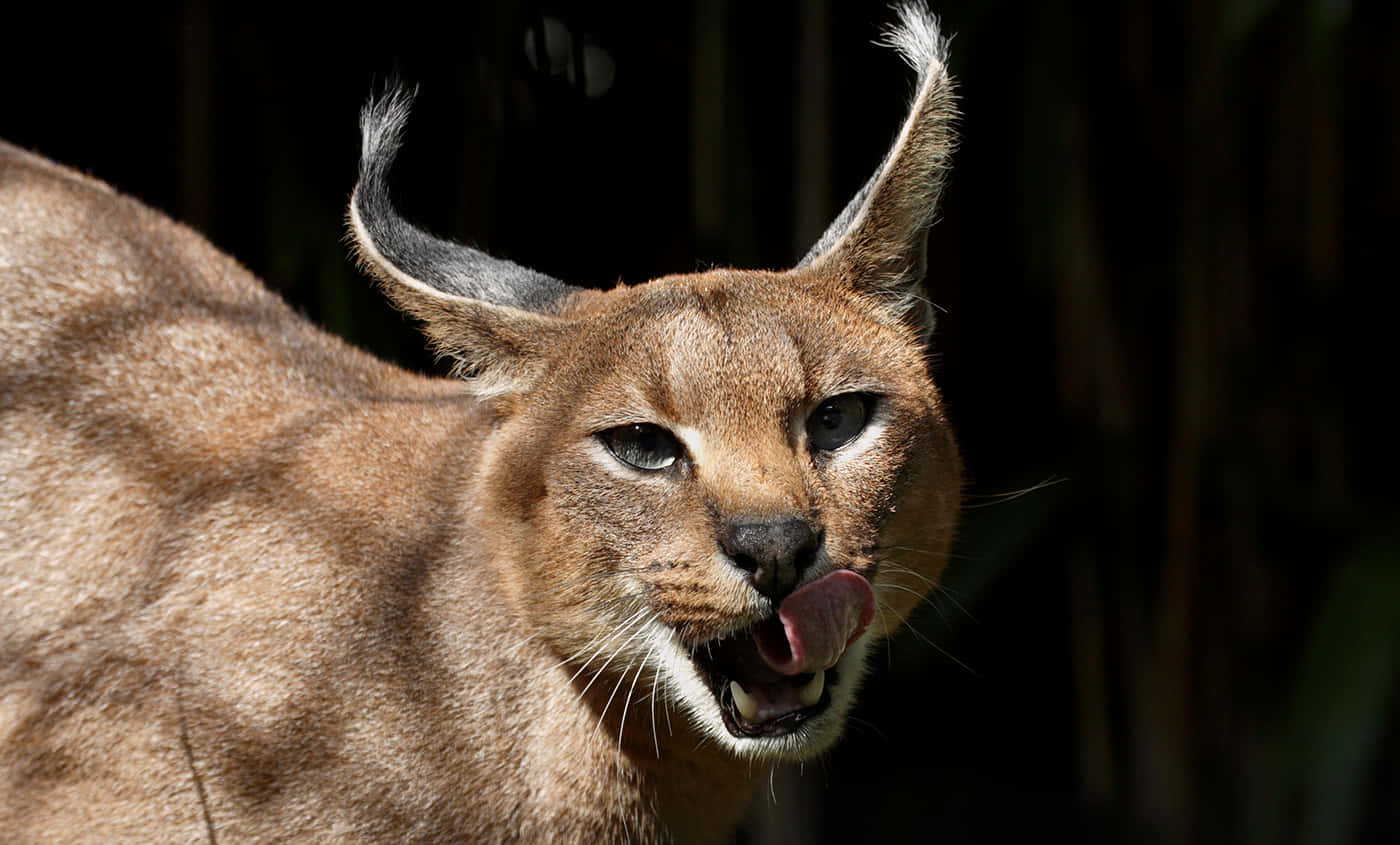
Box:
[598,423,685,472]
[805,392,877,453]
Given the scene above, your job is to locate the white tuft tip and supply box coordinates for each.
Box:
[879,2,951,80]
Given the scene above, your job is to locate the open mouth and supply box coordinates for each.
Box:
[689,569,875,738]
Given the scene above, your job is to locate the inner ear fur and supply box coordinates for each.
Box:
[364,265,573,392]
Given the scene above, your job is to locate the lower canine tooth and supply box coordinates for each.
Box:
[799,669,825,707]
[730,680,760,722]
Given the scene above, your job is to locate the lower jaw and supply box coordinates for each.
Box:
[704,662,843,739]
[717,691,830,738]
[682,620,868,747]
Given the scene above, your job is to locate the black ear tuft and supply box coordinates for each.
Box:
[347,84,580,395]
[349,83,579,314]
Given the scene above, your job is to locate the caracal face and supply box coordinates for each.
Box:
[480,267,960,759]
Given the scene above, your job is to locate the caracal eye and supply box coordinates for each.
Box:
[806,393,872,451]
[599,423,682,471]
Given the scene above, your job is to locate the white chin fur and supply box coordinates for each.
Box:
[645,620,873,761]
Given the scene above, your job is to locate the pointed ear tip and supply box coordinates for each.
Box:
[882,2,954,78]
[361,79,418,119]
[358,84,420,172]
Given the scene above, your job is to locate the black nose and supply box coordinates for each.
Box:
[721,517,820,600]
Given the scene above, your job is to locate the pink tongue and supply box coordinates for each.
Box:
[754,570,875,676]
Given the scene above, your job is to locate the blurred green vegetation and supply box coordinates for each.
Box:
[4,0,1394,841]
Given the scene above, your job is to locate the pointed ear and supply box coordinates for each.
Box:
[799,3,958,339]
[347,85,578,392]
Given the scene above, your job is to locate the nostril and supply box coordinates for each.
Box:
[729,550,759,574]
[794,532,821,574]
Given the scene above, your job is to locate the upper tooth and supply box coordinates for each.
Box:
[730,680,760,722]
[799,669,825,707]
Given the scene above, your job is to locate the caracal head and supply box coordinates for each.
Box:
[348,3,962,760]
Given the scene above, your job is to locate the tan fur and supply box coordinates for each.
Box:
[1,11,962,843]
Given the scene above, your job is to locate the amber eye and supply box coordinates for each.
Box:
[599,423,682,472]
[806,393,872,452]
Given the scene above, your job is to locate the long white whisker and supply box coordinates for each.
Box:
[644,642,662,758]
[877,580,934,603]
[567,608,649,688]
[617,649,650,759]
[879,568,946,620]
[595,671,630,739]
[962,476,1065,508]
[910,583,953,626]
[933,588,976,621]
[883,543,934,554]
[556,633,617,683]
[587,614,655,724]
[662,672,673,737]
[881,561,978,622]
[888,605,977,676]
[878,559,940,586]
[557,608,644,677]
[872,597,896,669]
